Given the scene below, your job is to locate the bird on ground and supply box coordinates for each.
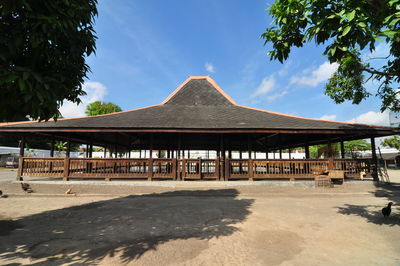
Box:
[382,202,393,217]
[21,183,33,193]
[0,190,8,198]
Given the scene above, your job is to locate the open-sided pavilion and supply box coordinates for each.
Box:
[0,76,399,181]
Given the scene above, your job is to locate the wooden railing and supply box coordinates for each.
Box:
[181,159,219,180]
[20,157,372,181]
[226,158,372,180]
[21,157,65,177]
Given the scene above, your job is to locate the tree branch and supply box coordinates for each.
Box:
[362,67,397,77]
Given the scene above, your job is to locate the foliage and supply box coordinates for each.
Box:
[0,0,98,121]
[344,139,371,158]
[85,101,122,116]
[309,140,371,158]
[262,0,400,112]
[53,141,79,152]
[381,135,400,150]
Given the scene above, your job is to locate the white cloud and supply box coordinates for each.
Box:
[290,61,339,87]
[205,62,215,74]
[320,114,337,121]
[267,90,288,102]
[250,75,276,98]
[59,81,108,118]
[347,111,389,126]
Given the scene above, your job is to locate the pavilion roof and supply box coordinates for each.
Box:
[0,76,398,135]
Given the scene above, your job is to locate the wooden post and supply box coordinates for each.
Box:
[265,150,268,159]
[17,136,25,181]
[103,147,107,158]
[288,148,291,159]
[50,137,55,157]
[63,157,70,181]
[279,149,282,159]
[182,158,186,180]
[220,134,225,180]
[305,145,310,159]
[49,136,55,172]
[249,159,254,181]
[371,137,378,181]
[173,158,177,180]
[340,141,345,159]
[148,158,153,181]
[66,137,71,158]
[89,144,93,158]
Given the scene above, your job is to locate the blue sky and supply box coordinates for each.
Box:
[60,0,392,126]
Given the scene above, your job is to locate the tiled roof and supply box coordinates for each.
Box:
[0,76,396,133]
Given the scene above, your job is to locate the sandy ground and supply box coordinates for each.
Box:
[0,169,399,265]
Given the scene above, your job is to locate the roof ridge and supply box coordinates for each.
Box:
[162,76,237,105]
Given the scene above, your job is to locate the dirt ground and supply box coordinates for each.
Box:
[0,169,399,265]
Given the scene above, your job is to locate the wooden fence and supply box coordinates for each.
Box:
[19,157,372,181]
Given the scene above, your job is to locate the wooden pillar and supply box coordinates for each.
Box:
[340,141,345,159]
[66,137,71,158]
[279,149,282,159]
[17,136,25,181]
[371,137,378,181]
[305,145,310,159]
[86,144,89,158]
[288,148,291,159]
[89,144,93,158]
[220,134,225,180]
[103,147,107,158]
[265,150,268,159]
[50,137,55,157]
[327,140,333,158]
[228,150,232,159]
[114,145,118,158]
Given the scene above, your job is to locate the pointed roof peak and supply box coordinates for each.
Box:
[162,76,237,106]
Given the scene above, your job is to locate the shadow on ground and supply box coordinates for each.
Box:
[336,183,400,226]
[0,189,253,265]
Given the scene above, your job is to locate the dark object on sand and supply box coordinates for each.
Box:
[0,190,8,198]
[382,202,393,217]
[21,183,33,193]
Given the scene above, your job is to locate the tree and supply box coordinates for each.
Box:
[381,135,400,150]
[0,0,98,122]
[309,140,371,158]
[85,101,122,116]
[261,0,400,112]
[344,139,371,158]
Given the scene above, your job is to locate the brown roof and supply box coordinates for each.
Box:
[0,76,398,135]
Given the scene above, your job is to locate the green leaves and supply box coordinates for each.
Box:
[346,10,356,22]
[261,0,400,112]
[341,26,351,37]
[0,0,98,122]
[85,101,122,116]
